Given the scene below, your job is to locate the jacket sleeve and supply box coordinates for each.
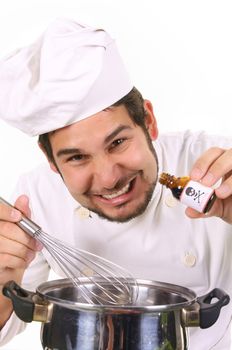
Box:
[0,251,50,345]
[0,173,50,346]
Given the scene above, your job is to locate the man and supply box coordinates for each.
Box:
[0,18,232,349]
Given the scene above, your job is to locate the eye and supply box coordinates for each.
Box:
[66,154,87,163]
[109,138,125,150]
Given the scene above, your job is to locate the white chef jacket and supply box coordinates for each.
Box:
[0,130,232,349]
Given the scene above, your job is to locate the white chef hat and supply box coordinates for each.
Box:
[0,18,132,136]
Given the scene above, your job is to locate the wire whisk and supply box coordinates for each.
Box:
[0,197,138,305]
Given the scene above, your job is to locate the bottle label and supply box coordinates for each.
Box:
[180,180,214,213]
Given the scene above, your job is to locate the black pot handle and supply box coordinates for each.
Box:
[197,288,230,329]
[3,280,36,323]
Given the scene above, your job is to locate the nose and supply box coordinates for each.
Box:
[92,155,122,190]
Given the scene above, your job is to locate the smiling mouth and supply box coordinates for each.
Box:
[101,182,131,200]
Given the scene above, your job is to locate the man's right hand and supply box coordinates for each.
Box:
[0,195,43,328]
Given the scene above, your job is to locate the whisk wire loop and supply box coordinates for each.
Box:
[38,230,136,304]
[0,197,138,305]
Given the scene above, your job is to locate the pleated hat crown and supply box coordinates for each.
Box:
[0,18,132,136]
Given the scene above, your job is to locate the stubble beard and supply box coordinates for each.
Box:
[90,179,157,223]
[89,141,159,223]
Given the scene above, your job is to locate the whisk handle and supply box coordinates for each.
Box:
[0,196,41,237]
[16,217,41,237]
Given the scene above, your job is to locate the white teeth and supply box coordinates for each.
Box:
[102,183,130,199]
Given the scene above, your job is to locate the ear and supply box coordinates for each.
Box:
[143,100,158,140]
[38,141,60,174]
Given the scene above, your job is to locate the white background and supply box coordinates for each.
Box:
[0,0,232,349]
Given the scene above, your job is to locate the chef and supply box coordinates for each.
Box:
[0,18,232,349]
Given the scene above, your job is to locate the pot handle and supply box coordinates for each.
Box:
[3,280,36,322]
[198,288,230,329]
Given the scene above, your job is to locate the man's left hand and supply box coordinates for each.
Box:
[187,147,232,224]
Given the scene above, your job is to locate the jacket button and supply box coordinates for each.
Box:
[75,207,90,219]
[165,195,178,207]
[82,267,94,276]
[183,253,196,267]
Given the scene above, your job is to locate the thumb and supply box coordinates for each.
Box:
[14,195,31,218]
[185,207,206,219]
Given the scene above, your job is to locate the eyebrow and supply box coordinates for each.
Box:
[104,125,132,144]
[56,148,83,158]
[56,124,132,158]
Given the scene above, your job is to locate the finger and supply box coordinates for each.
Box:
[185,197,222,219]
[0,269,22,292]
[0,238,36,263]
[190,147,225,185]
[216,176,232,199]
[0,221,43,251]
[0,234,36,267]
[0,267,24,285]
[185,207,205,219]
[14,194,31,218]
[190,148,232,187]
[0,251,35,270]
[0,234,37,269]
[0,201,22,222]
[13,196,43,250]
[201,149,232,187]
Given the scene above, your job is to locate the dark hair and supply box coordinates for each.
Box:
[38,87,146,163]
[112,87,146,128]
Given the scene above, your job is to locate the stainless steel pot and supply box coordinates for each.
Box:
[3,278,229,350]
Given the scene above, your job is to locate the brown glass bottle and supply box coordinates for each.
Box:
[159,172,216,214]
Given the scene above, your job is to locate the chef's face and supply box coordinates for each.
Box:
[47,101,159,222]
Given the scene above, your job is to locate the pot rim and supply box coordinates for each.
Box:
[36,278,197,312]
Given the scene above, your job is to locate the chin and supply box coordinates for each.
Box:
[87,178,157,223]
[92,197,153,223]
